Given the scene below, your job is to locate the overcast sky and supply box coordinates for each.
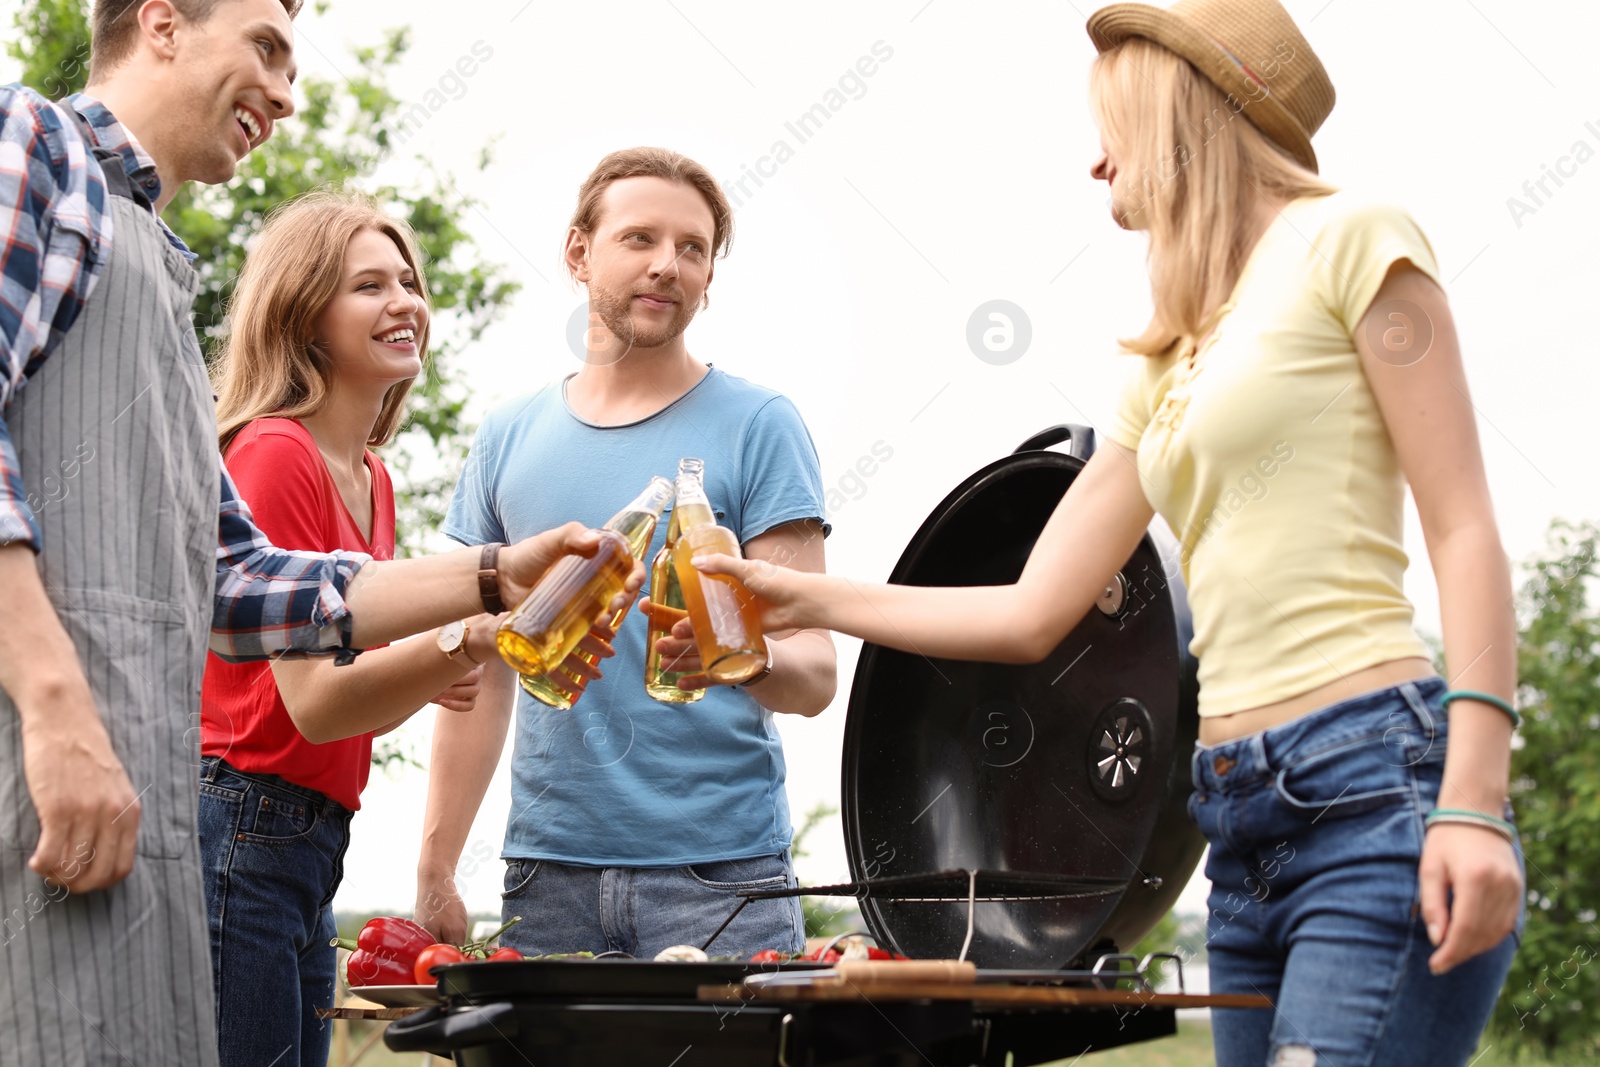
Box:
[11,0,1598,923]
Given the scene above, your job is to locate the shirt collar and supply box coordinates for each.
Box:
[65,92,198,263]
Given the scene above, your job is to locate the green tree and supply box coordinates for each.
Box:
[791,802,862,940]
[1489,521,1600,1057]
[6,0,516,556]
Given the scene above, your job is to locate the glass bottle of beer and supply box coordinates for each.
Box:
[496,476,673,677]
[518,597,627,710]
[644,460,706,704]
[671,462,768,685]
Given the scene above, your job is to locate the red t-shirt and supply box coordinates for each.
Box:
[201,418,396,809]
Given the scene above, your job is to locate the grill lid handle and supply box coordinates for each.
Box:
[383,1002,520,1054]
[1013,424,1096,461]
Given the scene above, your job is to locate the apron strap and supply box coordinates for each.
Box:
[60,102,152,211]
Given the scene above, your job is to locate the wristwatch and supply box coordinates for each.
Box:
[437,620,480,666]
[479,542,507,615]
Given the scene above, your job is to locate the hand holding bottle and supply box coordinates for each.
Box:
[639,597,712,690]
[684,552,823,634]
[496,481,671,676]
[498,523,644,612]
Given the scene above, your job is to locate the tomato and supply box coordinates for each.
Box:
[412,943,465,984]
[487,947,524,962]
[749,949,785,963]
[804,948,841,963]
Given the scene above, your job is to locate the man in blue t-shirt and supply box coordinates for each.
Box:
[413,148,837,958]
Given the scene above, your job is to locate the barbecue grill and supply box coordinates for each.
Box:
[381,425,1256,1065]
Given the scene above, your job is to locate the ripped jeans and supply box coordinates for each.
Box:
[1189,677,1522,1066]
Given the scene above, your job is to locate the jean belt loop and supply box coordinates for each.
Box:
[201,754,217,783]
[1248,730,1270,775]
[1399,681,1437,738]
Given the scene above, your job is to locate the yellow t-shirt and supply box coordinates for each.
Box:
[1106,193,1437,717]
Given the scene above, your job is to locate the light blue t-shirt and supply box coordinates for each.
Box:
[443,367,827,866]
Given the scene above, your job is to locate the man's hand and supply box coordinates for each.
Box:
[20,682,140,892]
[1,545,141,892]
[415,869,469,945]
[639,598,714,690]
[497,523,646,613]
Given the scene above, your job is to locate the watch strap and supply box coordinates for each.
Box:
[479,542,506,615]
[741,648,774,687]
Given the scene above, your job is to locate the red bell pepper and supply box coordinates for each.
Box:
[333,916,437,987]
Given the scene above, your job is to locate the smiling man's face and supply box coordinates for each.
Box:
[164,0,297,185]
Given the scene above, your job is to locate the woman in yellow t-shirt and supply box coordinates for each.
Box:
[688,1,1523,1062]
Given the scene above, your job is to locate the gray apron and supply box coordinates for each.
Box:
[0,172,220,1061]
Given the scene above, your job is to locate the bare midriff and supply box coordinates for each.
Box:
[1197,656,1437,746]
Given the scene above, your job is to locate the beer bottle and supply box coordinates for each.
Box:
[496,476,673,677]
[518,598,628,710]
[644,459,706,704]
[671,462,768,685]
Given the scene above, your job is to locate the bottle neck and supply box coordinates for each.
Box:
[607,477,675,531]
[606,476,675,558]
[673,474,716,533]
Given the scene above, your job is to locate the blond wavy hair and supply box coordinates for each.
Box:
[214,190,432,452]
[1090,38,1337,357]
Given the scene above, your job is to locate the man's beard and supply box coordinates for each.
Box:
[588,280,697,355]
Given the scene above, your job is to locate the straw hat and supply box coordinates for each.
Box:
[1086,0,1335,172]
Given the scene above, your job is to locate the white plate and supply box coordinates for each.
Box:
[349,984,440,1008]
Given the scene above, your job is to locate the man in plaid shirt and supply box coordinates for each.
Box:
[0,2,632,1062]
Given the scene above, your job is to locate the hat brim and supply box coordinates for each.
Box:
[1085,3,1318,172]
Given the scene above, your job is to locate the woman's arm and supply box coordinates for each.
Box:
[268,614,498,743]
[1356,262,1522,975]
[695,442,1155,663]
[273,612,618,743]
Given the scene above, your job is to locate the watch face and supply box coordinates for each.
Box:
[437,620,466,653]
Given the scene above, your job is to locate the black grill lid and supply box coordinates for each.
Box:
[840,425,1203,969]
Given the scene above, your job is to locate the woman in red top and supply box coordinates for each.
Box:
[195,191,612,1067]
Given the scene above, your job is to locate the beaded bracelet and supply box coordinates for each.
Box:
[1425,808,1517,844]
[1440,689,1520,729]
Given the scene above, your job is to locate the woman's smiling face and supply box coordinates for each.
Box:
[312,228,428,387]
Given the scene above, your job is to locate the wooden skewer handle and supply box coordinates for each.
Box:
[832,960,978,985]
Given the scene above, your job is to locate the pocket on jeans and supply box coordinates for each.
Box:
[502,860,541,899]
[686,854,790,890]
[235,784,320,845]
[1274,741,1411,819]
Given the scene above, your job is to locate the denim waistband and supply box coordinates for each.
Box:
[1191,675,1446,793]
[200,755,351,818]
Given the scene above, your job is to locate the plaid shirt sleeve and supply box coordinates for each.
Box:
[211,462,373,662]
[0,87,112,550]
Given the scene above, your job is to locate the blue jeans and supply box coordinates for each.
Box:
[1189,677,1523,1066]
[501,852,805,959]
[198,757,353,1067]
